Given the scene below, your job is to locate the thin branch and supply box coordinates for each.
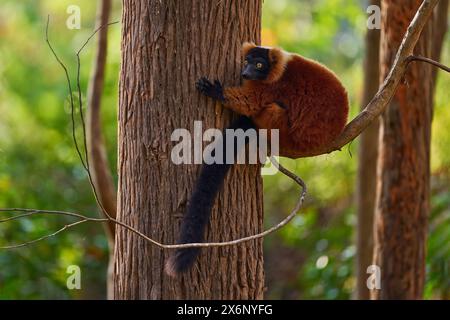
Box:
[1,220,88,250]
[45,15,88,171]
[0,157,306,249]
[407,55,450,73]
[0,208,107,222]
[0,212,38,223]
[74,19,120,225]
[0,209,108,250]
[46,16,119,227]
[76,20,120,173]
[0,208,159,249]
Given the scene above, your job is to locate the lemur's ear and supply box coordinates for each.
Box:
[268,47,284,65]
[266,47,291,83]
[242,42,257,57]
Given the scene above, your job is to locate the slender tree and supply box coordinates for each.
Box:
[355,0,381,300]
[86,0,116,299]
[373,0,439,299]
[114,1,264,299]
[430,0,449,91]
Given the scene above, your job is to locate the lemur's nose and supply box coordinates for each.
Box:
[241,71,251,79]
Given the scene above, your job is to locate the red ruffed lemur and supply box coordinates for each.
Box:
[166,42,349,276]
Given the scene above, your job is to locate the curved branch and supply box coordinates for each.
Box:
[299,0,441,158]
[407,55,450,73]
[1,220,89,250]
[45,16,119,230]
[0,208,107,249]
[0,157,306,249]
[0,208,106,222]
[45,16,88,171]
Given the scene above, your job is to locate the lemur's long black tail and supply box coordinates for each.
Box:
[165,116,256,276]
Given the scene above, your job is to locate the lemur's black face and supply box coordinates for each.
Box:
[242,47,271,81]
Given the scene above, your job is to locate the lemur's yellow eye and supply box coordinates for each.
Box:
[244,60,249,66]
[256,62,263,69]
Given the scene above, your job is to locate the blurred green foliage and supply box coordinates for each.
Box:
[0,0,448,299]
[261,0,450,300]
[0,0,120,299]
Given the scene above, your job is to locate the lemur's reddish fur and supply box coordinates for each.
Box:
[223,42,349,158]
[166,43,350,276]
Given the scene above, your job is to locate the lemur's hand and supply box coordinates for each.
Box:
[196,77,224,101]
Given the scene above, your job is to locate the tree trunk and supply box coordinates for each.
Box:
[373,0,434,300]
[114,0,264,299]
[355,0,381,300]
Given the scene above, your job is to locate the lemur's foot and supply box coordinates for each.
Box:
[196,77,224,101]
